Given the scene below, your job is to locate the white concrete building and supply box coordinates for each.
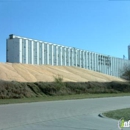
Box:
[128,45,130,60]
[6,34,130,77]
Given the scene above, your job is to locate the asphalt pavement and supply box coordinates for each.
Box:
[0,96,130,130]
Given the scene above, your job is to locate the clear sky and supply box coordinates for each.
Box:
[0,0,130,62]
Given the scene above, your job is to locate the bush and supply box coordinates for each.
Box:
[108,81,130,92]
[35,82,58,95]
[0,81,34,99]
[0,79,130,99]
[54,75,63,83]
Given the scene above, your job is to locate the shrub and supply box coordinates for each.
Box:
[54,75,63,83]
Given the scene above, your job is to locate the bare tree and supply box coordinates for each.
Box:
[120,63,130,80]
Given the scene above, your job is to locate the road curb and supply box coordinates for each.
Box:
[98,113,106,118]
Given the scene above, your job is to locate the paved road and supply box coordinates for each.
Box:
[0,96,130,130]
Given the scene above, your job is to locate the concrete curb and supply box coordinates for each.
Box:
[98,113,107,118]
[98,113,118,121]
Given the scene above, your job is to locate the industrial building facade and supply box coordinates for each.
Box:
[6,34,130,77]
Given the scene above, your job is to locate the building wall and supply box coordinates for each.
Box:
[6,38,20,63]
[128,45,130,60]
[6,35,130,77]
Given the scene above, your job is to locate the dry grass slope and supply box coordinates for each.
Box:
[0,63,125,82]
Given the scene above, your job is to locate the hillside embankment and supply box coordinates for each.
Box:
[0,63,125,82]
[0,63,129,99]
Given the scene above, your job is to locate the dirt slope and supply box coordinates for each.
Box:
[0,63,125,82]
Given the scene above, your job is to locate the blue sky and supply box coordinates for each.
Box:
[0,0,130,62]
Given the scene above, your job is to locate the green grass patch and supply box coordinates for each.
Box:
[0,93,130,105]
[103,108,130,120]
